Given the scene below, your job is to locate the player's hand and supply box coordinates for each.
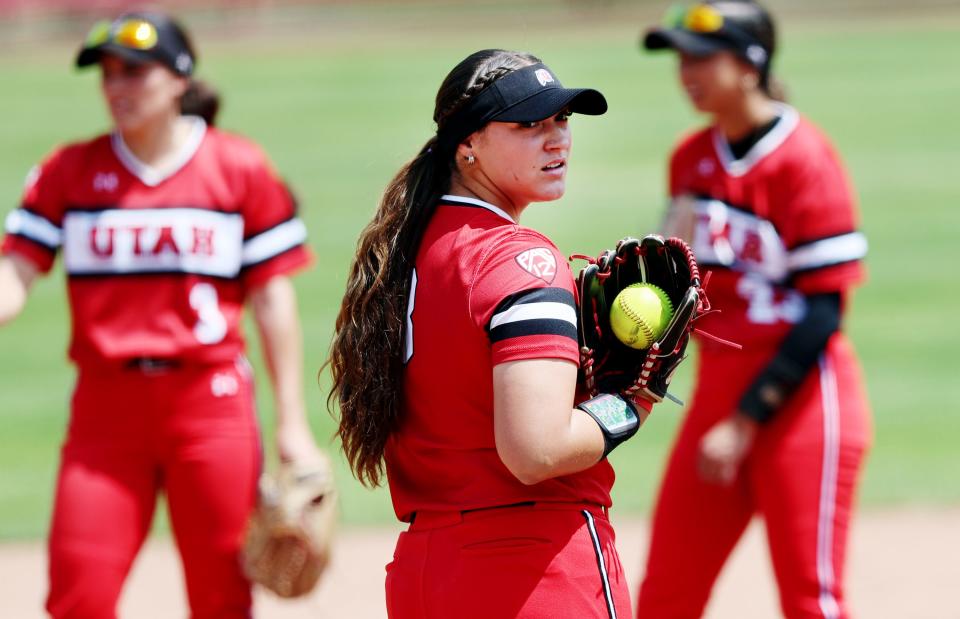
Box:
[697,413,758,485]
[275,416,325,466]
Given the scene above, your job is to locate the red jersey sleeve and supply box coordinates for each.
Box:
[237,142,312,290]
[782,139,867,294]
[469,230,579,366]
[2,148,69,273]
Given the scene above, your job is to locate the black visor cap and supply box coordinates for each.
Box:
[487,64,607,123]
[75,12,195,76]
[643,27,738,57]
[436,62,607,153]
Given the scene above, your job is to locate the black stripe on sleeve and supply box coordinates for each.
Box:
[7,231,59,253]
[489,319,578,344]
[489,287,576,319]
[487,287,578,344]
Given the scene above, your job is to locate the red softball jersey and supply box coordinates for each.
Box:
[669,104,867,351]
[385,195,614,522]
[2,118,311,365]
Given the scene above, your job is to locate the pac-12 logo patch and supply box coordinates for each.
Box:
[535,69,555,87]
[515,247,557,283]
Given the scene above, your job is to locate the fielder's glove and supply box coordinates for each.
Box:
[242,454,338,598]
[575,234,716,407]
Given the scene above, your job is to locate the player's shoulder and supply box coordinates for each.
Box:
[475,221,561,258]
[473,224,567,286]
[777,111,847,178]
[45,133,111,166]
[671,125,713,156]
[668,125,713,169]
[201,125,273,170]
[25,133,110,188]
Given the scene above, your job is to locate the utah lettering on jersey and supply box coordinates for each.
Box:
[677,195,789,283]
[63,208,243,278]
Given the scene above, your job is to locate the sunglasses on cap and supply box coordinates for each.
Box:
[84,18,159,52]
[664,3,727,33]
[76,13,195,76]
[645,2,770,72]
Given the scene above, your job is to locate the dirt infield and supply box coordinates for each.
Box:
[2,507,956,618]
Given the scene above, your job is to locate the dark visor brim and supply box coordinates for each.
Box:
[76,43,157,68]
[643,28,733,57]
[493,88,608,123]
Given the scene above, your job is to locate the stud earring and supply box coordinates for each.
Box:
[466,154,475,165]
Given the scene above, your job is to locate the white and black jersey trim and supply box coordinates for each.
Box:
[111,116,207,187]
[4,207,62,250]
[487,287,577,344]
[788,232,867,275]
[582,509,617,619]
[440,194,516,224]
[241,217,308,268]
[713,103,799,177]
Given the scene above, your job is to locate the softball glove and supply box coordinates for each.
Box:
[575,234,715,405]
[242,454,338,598]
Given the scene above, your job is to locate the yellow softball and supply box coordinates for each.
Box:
[609,283,674,350]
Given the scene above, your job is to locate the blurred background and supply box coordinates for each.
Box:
[1,0,958,540]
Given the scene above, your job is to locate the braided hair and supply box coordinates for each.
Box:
[327,50,540,487]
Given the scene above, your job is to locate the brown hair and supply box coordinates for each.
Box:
[326,49,540,487]
[180,79,220,125]
[708,1,787,101]
[169,21,221,125]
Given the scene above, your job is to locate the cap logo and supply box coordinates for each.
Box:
[746,45,767,66]
[534,69,555,87]
[515,247,557,283]
[175,53,193,74]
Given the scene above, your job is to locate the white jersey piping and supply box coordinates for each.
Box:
[440,194,516,224]
[816,354,842,619]
[110,116,207,187]
[712,103,800,178]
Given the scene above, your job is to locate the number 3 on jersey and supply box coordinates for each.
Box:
[190,282,227,344]
[403,269,418,363]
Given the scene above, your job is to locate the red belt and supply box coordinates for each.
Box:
[123,357,182,374]
[408,501,608,531]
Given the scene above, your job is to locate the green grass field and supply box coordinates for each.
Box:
[1,4,958,538]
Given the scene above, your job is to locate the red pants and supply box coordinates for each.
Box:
[387,502,631,618]
[46,359,261,619]
[637,337,871,619]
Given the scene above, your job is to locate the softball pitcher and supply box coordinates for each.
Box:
[0,11,322,617]
[328,49,663,618]
[635,2,871,618]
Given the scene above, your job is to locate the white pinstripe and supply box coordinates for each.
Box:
[582,509,617,619]
[816,355,841,619]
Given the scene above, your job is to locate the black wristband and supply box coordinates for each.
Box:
[576,393,642,458]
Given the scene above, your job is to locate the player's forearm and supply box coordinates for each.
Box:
[536,408,609,480]
[493,359,606,485]
[739,292,841,422]
[0,254,38,326]
[498,410,606,486]
[249,276,308,424]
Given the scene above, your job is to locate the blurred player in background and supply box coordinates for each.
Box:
[635,2,871,617]
[0,10,323,618]
[329,49,658,618]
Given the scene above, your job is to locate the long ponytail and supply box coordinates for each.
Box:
[327,49,540,487]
